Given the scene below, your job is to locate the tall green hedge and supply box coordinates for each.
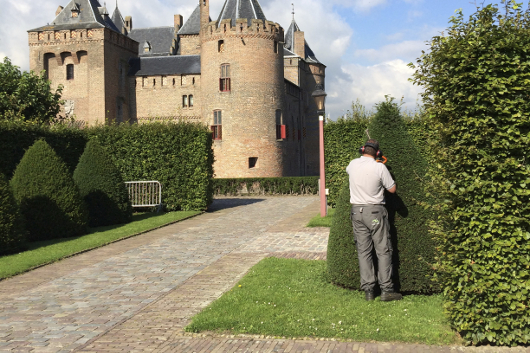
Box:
[0,173,25,254]
[410,3,530,346]
[0,121,214,212]
[87,122,213,211]
[10,140,88,241]
[326,99,438,294]
[213,177,318,196]
[73,140,132,227]
[367,98,437,293]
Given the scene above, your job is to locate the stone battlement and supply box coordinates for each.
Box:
[204,18,284,40]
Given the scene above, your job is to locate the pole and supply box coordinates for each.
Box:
[319,114,327,217]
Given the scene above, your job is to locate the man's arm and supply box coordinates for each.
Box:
[387,184,397,194]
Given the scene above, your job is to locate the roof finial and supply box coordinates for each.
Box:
[292,3,295,21]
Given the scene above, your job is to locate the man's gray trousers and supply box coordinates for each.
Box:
[351,204,394,292]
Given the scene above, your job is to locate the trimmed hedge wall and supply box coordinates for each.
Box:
[213,177,319,196]
[10,140,88,241]
[73,140,132,227]
[0,173,25,254]
[0,121,214,212]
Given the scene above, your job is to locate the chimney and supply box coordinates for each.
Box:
[56,5,64,17]
[125,16,133,32]
[294,31,305,59]
[174,14,183,30]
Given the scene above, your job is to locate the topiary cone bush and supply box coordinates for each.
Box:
[0,173,26,254]
[10,140,88,241]
[73,139,132,227]
[326,179,360,289]
[368,97,438,294]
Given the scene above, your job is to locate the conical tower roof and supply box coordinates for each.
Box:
[29,0,120,32]
[111,1,126,34]
[284,19,321,64]
[217,0,267,27]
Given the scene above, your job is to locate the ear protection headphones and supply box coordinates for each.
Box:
[359,142,382,157]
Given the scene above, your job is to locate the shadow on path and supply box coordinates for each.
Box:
[208,198,266,212]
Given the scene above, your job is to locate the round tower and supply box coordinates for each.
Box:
[200,0,286,178]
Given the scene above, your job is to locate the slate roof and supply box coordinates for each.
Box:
[128,55,201,76]
[217,0,267,27]
[284,19,322,64]
[111,6,126,34]
[178,5,201,35]
[128,27,176,56]
[29,0,120,32]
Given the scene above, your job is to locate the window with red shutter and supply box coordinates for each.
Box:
[212,110,222,140]
[220,64,231,92]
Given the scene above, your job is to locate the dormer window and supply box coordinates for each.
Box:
[143,41,151,53]
[71,3,80,18]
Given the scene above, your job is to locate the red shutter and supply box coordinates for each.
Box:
[281,125,287,139]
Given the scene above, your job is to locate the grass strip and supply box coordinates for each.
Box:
[186,257,459,346]
[0,211,200,280]
[306,208,335,228]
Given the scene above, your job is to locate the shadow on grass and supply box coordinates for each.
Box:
[208,198,266,212]
[26,212,160,251]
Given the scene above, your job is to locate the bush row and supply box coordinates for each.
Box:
[213,177,319,196]
[0,121,214,212]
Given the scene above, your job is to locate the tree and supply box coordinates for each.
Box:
[0,173,25,254]
[0,57,63,124]
[410,1,530,346]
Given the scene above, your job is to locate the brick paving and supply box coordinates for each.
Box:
[0,196,529,353]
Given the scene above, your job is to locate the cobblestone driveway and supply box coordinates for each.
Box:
[0,197,528,353]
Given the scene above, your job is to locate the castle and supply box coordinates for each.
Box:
[27,0,326,178]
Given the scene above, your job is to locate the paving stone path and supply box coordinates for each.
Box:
[0,196,528,353]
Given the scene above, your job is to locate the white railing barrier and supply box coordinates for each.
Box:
[125,181,162,210]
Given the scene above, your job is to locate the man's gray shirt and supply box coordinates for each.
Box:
[346,156,395,205]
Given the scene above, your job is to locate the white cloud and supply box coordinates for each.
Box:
[327,60,424,118]
[355,39,428,63]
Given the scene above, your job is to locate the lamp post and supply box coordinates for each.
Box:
[312,84,327,217]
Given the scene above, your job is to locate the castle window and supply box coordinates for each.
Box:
[189,95,194,107]
[249,157,258,169]
[220,64,231,92]
[182,95,188,108]
[218,40,224,53]
[274,41,278,54]
[173,78,176,86]
[211,110,222,140]
[66,64,74,80]
[276,109,286,140]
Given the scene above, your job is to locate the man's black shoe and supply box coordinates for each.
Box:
[365,291,375,301]
[380,291,403,302]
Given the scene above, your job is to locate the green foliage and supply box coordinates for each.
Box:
[410,3,530,346]
[326,180,360,288]
[213,177,318,195]
[368,97,438,294]
[73,140,132,227]
[0,121,88,179]
[324,117,369,208]
[0,57,63,124]
[10,140,88,241]
[87,122,214,211]
[0,174,26,254]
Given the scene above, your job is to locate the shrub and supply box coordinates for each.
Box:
[326,179,360,288]
[0,173,25,254]
[87,122,214,211]
[213,177,319,196]
[326,97,438,294]
[410,3,530,345]
[73,140,132,227]
[368,97,438,294]
[10,140,88,241]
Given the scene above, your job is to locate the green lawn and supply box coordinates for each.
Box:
[306,208,335,227]
[0,211,200,279]
[186,257,460,346]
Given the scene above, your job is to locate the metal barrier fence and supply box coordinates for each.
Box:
[125,181,162,208]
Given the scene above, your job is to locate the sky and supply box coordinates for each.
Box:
[1,0,527,120]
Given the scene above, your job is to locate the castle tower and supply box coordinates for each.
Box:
[27,0,138,125]
[200,0,287,177]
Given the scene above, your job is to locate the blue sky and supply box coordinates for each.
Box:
[1,0,527,120]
